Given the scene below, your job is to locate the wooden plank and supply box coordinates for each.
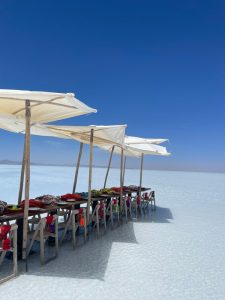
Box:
[122,156,126,185]
[72,142,83,193]
[22,100,31,260]
[11,96,78,115]
[12,224,18,276]
[54,216,59,256]
[139,153,144,197]
[0,273,17,285]
[18,136,26,205]
[120,148,126,219]
[87,129,94,226]
[103,146,115,189]
[39,220,45,265]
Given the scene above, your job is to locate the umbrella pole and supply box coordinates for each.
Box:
[122,156,126,186]
[139,153,144,197]
[72,142,83,193]
[87,129,94,226]
[18,136,26,205]
[103,145,114,189]
[22,100,31,263]
[120,148,126,221]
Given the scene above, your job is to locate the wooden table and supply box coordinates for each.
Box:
[0,200,88,259]
[124,187,151,195]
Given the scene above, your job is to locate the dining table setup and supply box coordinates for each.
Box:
[0,88,169,284]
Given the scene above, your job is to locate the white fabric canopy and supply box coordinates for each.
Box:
[125,136,168,145]
[0,89,97,123]
[126,143,170,156]
[99,138,170,157]
[0,113,68,138]
[0,113,126,146]
[45,124,127,146]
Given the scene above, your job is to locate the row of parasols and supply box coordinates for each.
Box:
[0,89,170,260]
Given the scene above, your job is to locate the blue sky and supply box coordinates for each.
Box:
[0,0,224,172]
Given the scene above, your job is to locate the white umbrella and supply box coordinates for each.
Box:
[42,124,127,224]
[0,114,126,226]
[0,89,96,260]
[101,137,170,188]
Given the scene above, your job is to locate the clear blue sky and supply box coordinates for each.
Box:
[0,0,224,172]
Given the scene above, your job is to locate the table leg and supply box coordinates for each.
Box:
[16,219,23,260]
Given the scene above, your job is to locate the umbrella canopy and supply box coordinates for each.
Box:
[0,89,97,123]
[125,136,168,145]
[0,114,126,146]
[0,113,69,138]
[0,89,96,262]
[101,135,170,193]
[124,143,170,156]
[99,141,170,157]
[44,124,127,146]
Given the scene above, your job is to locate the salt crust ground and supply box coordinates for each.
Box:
[0,167,224,299]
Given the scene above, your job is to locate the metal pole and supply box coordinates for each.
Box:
[139,153,144,197]
[22,100,31,261]
[103,145,115,189]
[72,142,83,193]
[18,136,26,205]
[87,129,94,225]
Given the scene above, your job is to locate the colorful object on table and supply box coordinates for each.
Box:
[127,185,139,191]
[0,200,7,215]
[91,190,102,197]
[5,205,23,214]
[36,195,59,205]
[21,199,44,209]
[111,187,121,193]
[100,188,114,195]
[111,187,127,193]
[123,186,130,191]
[80,192,88,198]
[61,193,81,201]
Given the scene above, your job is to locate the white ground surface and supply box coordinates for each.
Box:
[0,166,225,299]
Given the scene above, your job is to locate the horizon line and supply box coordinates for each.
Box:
[0,160,224,175]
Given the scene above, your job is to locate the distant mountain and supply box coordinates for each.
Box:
[0,159,122,169]
[0,160,40,166]
[0,160,68,166]
[1,160,222,173]
[0,159,21,165]
[0,160,107,168]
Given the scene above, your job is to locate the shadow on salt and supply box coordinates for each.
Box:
[137,206,173,224]
[19,206,173,280]
[22,222,137,280]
